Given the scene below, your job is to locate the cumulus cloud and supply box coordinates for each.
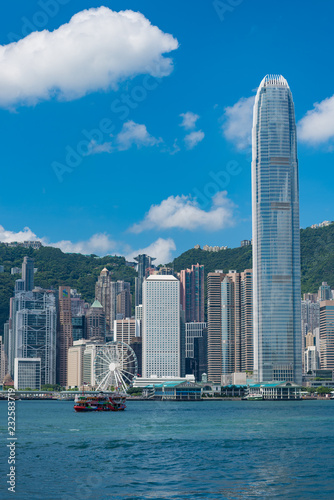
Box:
[222,95,255,150]
[184,130,205,149]
[298,94,334,144]
[0,7,178,108]
[0,225,40,244]
[116,120,161,150]
[180,111,200,130]
[86,140,113,155]
[51,234,117,255]
[0,225,176,264]
[126,238,176,265]
[0,224,117,255]
[129,191,235,233]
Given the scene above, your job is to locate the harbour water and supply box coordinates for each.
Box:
[1,400,334,499]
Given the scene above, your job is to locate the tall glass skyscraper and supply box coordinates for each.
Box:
[252,75,302,384]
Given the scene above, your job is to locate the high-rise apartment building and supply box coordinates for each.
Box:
[252,75,302,383]
[207,270,253,383]
[241,269,253,372]
[134,254,155,307]
[142,275,180,377]
[57,286,73,386]
[319,300,334,369]
[22,256,34,291]
[180,264,205,323]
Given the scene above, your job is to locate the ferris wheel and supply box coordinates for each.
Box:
[94,341,138,393]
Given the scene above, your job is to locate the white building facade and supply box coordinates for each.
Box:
[143,275,180,377]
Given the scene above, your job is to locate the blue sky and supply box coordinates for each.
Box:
[0,0,333,263]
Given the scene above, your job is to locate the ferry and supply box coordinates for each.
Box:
[242,393,263,401]
[74,392,126,412]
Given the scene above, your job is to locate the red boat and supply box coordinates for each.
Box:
[74,392,126,412]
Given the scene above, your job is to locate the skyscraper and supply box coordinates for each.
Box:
[319,300,334,369]
[180,264,205,323]
[207,270,253,383]
[134,254,156,306]
[57,286,73,386]
[252,75,302,383]
[14,289,57,385]
[95,268,131,332]
[142,275,180,377]
[85,300,106,341]
[22,256,34,291]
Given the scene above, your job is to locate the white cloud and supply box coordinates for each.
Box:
[129,191,235,233]
[86,140,113,155]
[116,120,161,150]
[126,238,176,265]
[0,224,116,255]
[0,225,175,264]
[298,94,334,144]
[180,111,200,130]
[184,130,205,149]
[0,225,40,243]
[222,95,255,150]
[0,7,178,108]
[51,234,117,255]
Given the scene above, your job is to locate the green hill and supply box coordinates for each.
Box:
[0,222,333,335]
[171,223,334,295]
[0,245,137,333]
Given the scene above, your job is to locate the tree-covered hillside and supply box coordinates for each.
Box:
[0,245,137,333]
[0,222,333,335]
[171,224,334,295]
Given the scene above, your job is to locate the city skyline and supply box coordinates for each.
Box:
[0,1,334,265]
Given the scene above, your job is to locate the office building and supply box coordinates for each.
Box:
[180,264,205,323]
[134,254,156,307]
[252,75,301,383]
[318,282,332,301]
[142,275,180,377]
[304,346,319,373]
[130,337,142,376]
[301,300,320,336]
[14,289,57,385]
[14,358,41,390]
[116,289,132,319]
[193,329,208,382]
[319,300,334,369]
[185,322,207,359]
[113,318,140,344]
[0,335,7,383]
[57,286,73,386]
[22,256,34,291]
[95,268,131,332]
[72,316,85,342]
[85,300,106,341]
[67,339,89,388]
